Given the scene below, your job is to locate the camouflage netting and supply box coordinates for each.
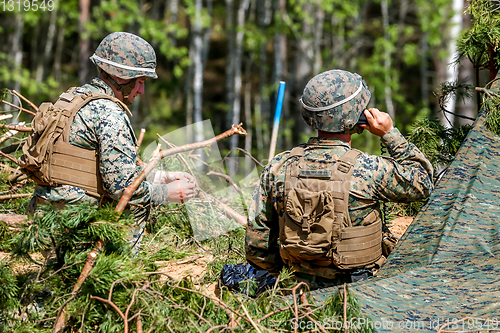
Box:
[307,82,500,331]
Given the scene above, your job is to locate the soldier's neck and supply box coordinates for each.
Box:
[317,131,351,145]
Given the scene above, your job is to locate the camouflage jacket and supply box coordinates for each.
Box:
[245,128,434,275]
[34,77,169,207]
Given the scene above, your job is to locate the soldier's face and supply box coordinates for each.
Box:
[128,77,147,102]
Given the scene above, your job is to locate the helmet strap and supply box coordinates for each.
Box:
[102,72,137,106]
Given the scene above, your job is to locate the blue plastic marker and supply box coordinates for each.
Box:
[268,81,286,162]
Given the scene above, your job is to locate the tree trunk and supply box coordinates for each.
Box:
[54,18,66,82]
[229,0,250,158]
[193,0,204,144]
[441,0,464,127]
[225,0,236,132]
[381,0,395,118]
[10,14,24,104]
[272,0,287,154]
[37,5,58,82]
[244,59,253,175]
[256,0,271,161]
[292,2,314,144]
[420,33,430,111]
[455,1,475,126]
[78,0,91,85]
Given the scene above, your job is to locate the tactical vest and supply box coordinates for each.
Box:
[279,145,383,278]
[19,88,131,198]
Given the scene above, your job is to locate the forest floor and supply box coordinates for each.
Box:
[151,215,414,298]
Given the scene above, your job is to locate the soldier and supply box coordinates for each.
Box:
[25,32,196,253]
[245,69,434,289]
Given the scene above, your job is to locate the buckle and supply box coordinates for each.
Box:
[337,162,352,173]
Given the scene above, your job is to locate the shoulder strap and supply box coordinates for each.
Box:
[53,89,132,142]
[284,145,306,197]
[331,148,363,227]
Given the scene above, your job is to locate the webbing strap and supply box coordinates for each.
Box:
[54,89,131,142]
[340,219,381,239]
[338,247,382,266]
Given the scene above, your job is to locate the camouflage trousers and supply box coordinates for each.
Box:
[27,196,150,256]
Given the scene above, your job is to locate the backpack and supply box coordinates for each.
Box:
[18,88,131,198]
[279,145,383,276]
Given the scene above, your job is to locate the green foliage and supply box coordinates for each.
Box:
[457,0,500,72]
[408,117,471,173]
[11,203,132,265]
[484,89,500,135]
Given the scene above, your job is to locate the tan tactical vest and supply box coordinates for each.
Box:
[19,88,131,198]
[279,145,383,277]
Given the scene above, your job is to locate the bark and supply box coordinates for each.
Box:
[441,0,464,127]
[455,3,475,126]
[381,0,395,118]
[78,0,91,85]
[0,214,29,226]
[54,18,66,81]
[193,0,204,144]
[256,0,271,160]
[421,33,430,110]
[185,44,194,140]
[244,59,253,175]
[272,0,287,152]
[225,0,236,132]
[229,0,251,158]
[36,5,58,82]
[10,14,24,100]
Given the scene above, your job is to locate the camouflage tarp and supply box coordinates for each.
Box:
[307,107,500,331]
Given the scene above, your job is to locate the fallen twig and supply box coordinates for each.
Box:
[0,193,31,201]
[0,214,30,226]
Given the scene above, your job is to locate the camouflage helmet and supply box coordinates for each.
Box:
[90,32,158,80]
[299,70,371,133]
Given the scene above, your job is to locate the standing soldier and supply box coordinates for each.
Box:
[245,69,434,289]
[21,32,196,253]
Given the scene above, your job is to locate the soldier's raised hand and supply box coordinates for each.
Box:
[359,108,394,137]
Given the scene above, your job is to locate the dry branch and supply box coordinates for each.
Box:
[1,100,36,116]
[0,151,18,164]
[0,214,29,226]
[137,128,146,151]
[0,193,31,201]
[11,90,39,112]
[0,123,32,132]
[206,171,243,194]
[53,124,247,332]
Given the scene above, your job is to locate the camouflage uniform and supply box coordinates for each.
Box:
[30,33,165,252]
[245,70,434,289]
